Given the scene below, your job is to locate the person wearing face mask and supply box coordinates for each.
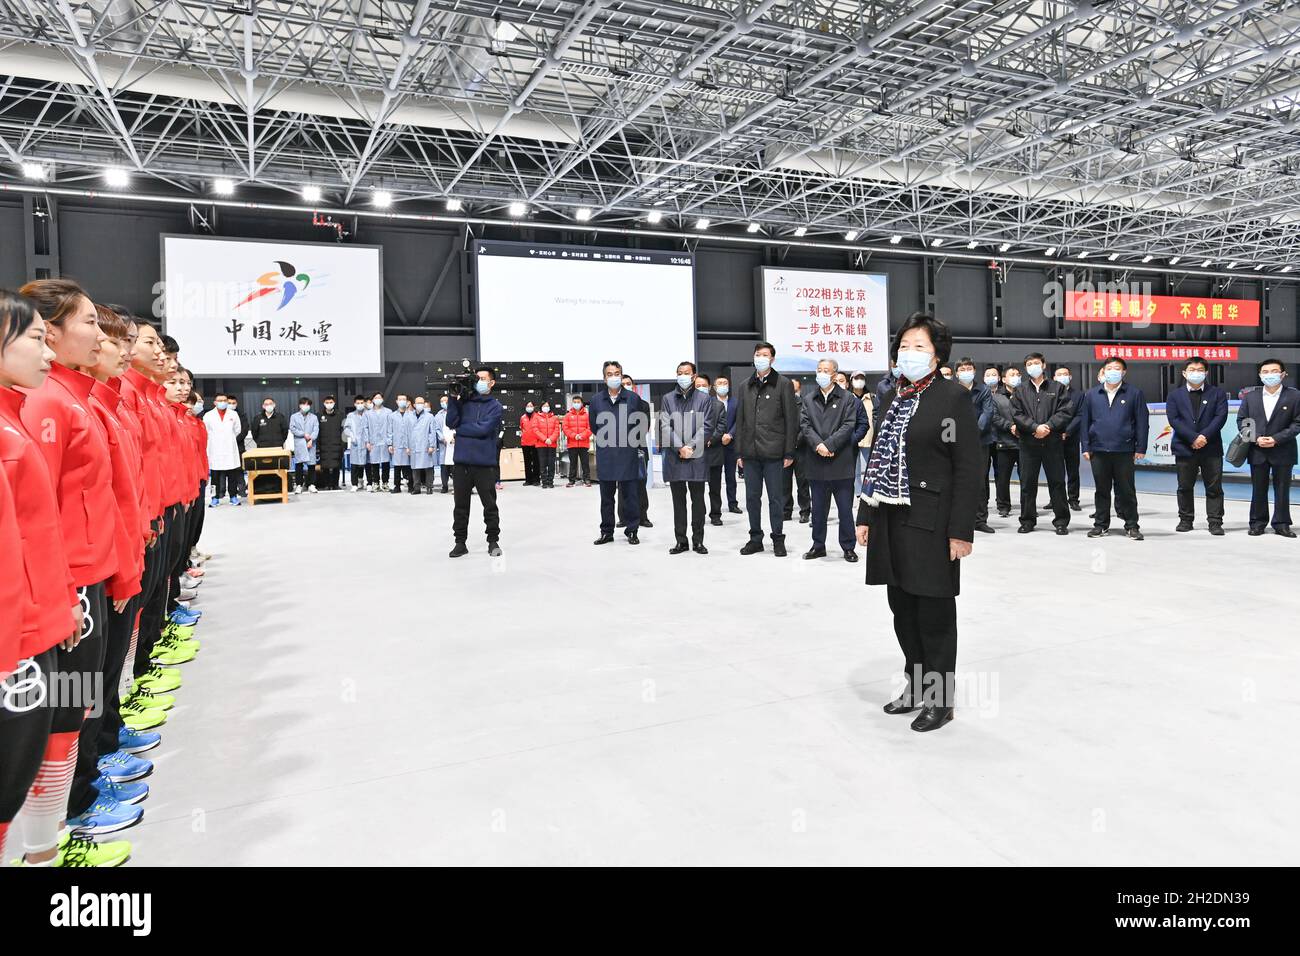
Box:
[534,400,560,488]
[289,397,319,494]
[988,367,1021,518]
[204,393,244,504]
[250,394,289,449]
[1236,359,1300,537]
[408,397,436,494]
[1054,367,1085,512]
[613,374,653,528]
[734,342,799,556]
[716,375,742,515]
[446,367,504,557]
[1165,357,1227,534]
[783,378,813,525]
[388,394,414,494]
[315,394,344,491]
[591,360,650,545]
[1078,358,1148,540]
[658,361,720,554]
[855,313,981,733]
[562,395,592,487]
[801,358,870,561]
[952,358,996,534]
[344,396,369,491]
[434,395,450,493]
[518,399,541,487]
[365,392,393,492]
[695,374,727,525]
[849,371,875,491]
[1010,352,1073,534]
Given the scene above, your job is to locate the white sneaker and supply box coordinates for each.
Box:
[177,588,199,602]
[369,485,379,493]
[293,487,301,495]
[353,484,362,492]
[310,486,318,494]
[179,574,202,589]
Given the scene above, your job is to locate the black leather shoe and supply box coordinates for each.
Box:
[488,544,502,557]
[616,520,626,528]
[1069,500,1081,511]
[1248,527,1266,536]
[974,522,995,534]
[693,543,708,555]
[1276,527,1297,538]
[1087,527,1107,537]
[843,550,858,563]
[803,547,827,560]
[799,513,811,524]
[739,541,764,555]
[1175,521,1193,532]
[773,540,787,557]
[997,509,1011,517]
[1017,525,1033,534]
[728,504,743,514]
[641,519,654,529]
[626,532,640,545]
[883,694,916,715]
[710,517,723,526]
[910,705,954,732]
[448,543,468,558]
[669,542,689,554]
[440,487,449,494]
[1126,528,1144,541]
[1054,526,1069,535]
[593,534,615,545]
[1208,525,1224,536]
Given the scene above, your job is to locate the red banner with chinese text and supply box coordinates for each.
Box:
[1067,292,1259,326]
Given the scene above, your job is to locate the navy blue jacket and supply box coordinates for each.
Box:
[963,382,996,444]
[445,391,503,467]
[1236,385,1300,466]
[1059,387,1085,439]
[1078,383,1149,454]
[1165,384,1228,458]
[590,387,650,482]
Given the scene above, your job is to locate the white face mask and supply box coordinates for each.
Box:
[984,376,999,386]
[263,404,274,414]
[716,385,730,396]
[541,406,550,414]
[606,375,622,389]
[299,405,310,413]
[324,402,335,411]
[397,399,408,409]
[216,401,228,410]
[754,355,771,372]
[851,378,865,389]
[1026,363,1044,379]
[440,400,448,408]
[676,374,693,389]
[192,401,203,414]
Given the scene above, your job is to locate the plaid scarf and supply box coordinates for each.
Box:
[860,370,939,506]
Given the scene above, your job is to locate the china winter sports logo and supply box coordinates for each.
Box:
[235,260,312,311]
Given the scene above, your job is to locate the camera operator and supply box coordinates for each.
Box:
[445,365,504,558]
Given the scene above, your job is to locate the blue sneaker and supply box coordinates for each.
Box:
[208,497,220,508]
[231,495,242,506]
[117,725,161,754]
[92,773,149,805]
[98,749,154,782]
[66,795,143,835]
[170,608,202,624]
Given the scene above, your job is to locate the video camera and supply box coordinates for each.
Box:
[439,359,478,400]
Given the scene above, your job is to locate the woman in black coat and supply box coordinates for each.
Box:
[856,313,981,733]
[315,394,346,489]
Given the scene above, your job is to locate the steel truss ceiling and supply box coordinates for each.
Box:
[1,1,1299,268]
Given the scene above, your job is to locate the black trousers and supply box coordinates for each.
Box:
[66,581,108,816]
[539,447,556,485]
[1175,451,1224,525]
[392,464,410,490]
[723,447,739,507]
[452,464,500,544]
[135,505,183,676]
[613,475,649,521]
[707,464,723,519]
[782,453,811,519]
[294,462,314,489]
[72,588,139,816]
[411,467,430,491]
[167,500,198,616]
[1063,434,1081,504]
[1089,451,1139,530]
[670,480,706,545]
[523,446,540,485]
[351,464,366,487]
[810,478,856,551]
[1018,440,1070,529]
[210,468,241,499]
[744,457,788,542]
[1249,459,1294,530]
[318,465,341,490]
[0,648,55,823]
[567,447,590,482]
[994,446,1018,513]
[600,479,640,535]
[366,461,391,485]
[976,443,993,522]
[886,585,957,708]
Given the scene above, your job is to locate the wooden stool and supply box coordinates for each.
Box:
[242,449,291,504]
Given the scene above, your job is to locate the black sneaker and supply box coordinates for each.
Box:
[1087,527,1107,538]
[773,539,787,557]
[1125,528,1144,541]
[488,544,503,556]
[1175,521,1193,532]
[448,543,469,558]
[1208,525,1224,536]
[710,517,723,526]
[739,540,764,555]
[641,519,654,529]
[728,504,743,514]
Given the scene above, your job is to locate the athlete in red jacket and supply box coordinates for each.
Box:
[519,405,541,486]
[562,397,592,486]
[533,403,561,488]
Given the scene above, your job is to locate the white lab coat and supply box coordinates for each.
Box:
[203,407,243,471]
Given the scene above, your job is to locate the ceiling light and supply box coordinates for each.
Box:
[966,240,978,249]
[694,218,710,230]
[1107,253,1120,261]
[104,168,129,188]
[1141,254,1153,263]
[747,222,761,233]
[845,230,859,241]
[1254,264,1265,271]
[1226,261,1239,269]
[1078,251,1090,259]
[213,178,234,196]
[998,242,1011,252]
[930,238,943,247]
[301,184,321,202]
[509,201,527,216]
[445,198,462,211]
[1169,256,1181,265]
[1282,265,1293,272]
[1045,246,1057,256]
[372,190,392,207]
[1200,259,1213,267]
[575,207,592,221]
[646,210,662,224]
[794,226,807,237]
[889,234,902,244]
[22,162,48,180]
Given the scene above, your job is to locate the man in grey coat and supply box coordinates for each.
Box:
[800,358,869,561]
[659,361,722,554]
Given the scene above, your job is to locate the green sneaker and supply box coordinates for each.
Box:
[53,830,131,867]
[159,630,200,652]
[150,642,197,665]
[125,686,175,710]
[163,622,196,639]
[120,697,168,731]
[135,664,182,692]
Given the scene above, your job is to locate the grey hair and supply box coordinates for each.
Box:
[816,357,840,373]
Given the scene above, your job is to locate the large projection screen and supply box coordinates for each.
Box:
[757,266,890,373]
[161,235,383,376]
[475,240,695,380]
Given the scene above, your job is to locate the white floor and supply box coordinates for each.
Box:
[129,479,1300,866]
